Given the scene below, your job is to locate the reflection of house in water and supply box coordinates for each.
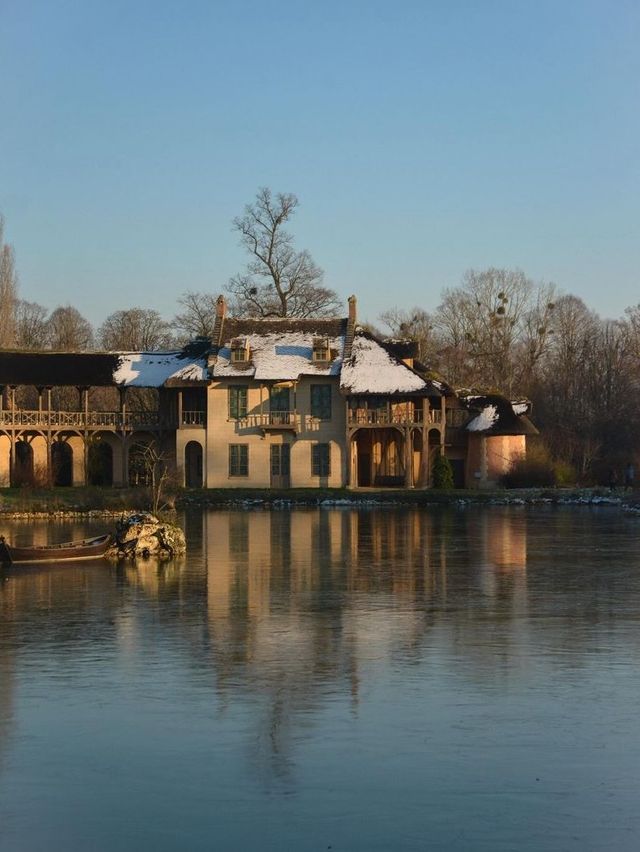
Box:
[0,507,532,784]
[199,507,532,776]
[0,632,15,773]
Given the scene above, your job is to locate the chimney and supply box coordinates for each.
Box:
[348,295,357,324]
[343,295,358,361]
[209,294,227,362]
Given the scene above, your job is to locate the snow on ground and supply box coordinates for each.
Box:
[114,353,208,386]
[340,335,427,394]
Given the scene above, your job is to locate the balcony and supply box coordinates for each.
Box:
[0,410,176,430]
[348,408,443,427]
[234,411,300,433]
[181,410,206,427]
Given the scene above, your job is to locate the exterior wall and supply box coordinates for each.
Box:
[31,436,48,481]
[466,434,526,488]
[205,377,345,488]
[66,435,86,486]
[487,435,525,482]
[0,435,9,486]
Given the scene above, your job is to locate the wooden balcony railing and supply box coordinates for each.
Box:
[0,410,179,430]
[238,411,300,431]
[348,408,443,426]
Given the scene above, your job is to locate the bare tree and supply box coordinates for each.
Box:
[99,308,174,350]
[47,305,94,351]
[0,215,18,348]
[433,268,556,394]
[379,306,439,366]
[174,291,218,340]
[227,187,340,318]
[15,300,48,349]
[131,440,178,514]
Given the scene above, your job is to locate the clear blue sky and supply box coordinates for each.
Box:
[1,0,638,327]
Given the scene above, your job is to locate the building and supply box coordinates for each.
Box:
[0,296,536,489]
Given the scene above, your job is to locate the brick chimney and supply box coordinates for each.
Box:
[208,295,227,371]
[348,294,357,324]
[344,295,358,360]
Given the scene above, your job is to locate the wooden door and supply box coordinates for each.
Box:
[270,444,291,488]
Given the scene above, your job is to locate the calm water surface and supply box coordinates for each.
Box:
[1,506,640,851]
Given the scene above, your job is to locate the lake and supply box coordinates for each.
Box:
[1,506,640,851]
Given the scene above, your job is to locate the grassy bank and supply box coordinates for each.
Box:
[0,485,637,517]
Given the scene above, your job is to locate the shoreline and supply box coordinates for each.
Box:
[0,486,639,519]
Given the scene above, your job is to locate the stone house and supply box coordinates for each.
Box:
[0,296,536,489]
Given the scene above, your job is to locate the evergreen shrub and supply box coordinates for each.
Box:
[433,452,454,489]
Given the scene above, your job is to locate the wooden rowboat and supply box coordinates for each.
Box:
[0,533,112,565]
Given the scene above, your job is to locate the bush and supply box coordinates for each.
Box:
[502,448,556,488]
[553,460,578,486]
[432,452,454,489]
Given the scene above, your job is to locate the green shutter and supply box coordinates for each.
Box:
[229,386,248,419]
[311,385,332,420]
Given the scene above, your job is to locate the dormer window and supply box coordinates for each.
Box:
[230,338,250,363]
[312,336,331,363]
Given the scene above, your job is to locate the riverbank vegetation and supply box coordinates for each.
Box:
[0,485,638,517]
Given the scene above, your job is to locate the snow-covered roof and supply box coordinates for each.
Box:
[209,318,347,382]
[460,393,538,436]
[212,331,344,381]
[340,332,429,395]
[466,405,498,432]
[114,352,208,387]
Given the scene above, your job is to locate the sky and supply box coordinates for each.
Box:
[1,0,639,328]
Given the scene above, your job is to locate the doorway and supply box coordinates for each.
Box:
[270,444,290,488]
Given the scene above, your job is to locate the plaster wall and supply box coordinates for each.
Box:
[205,377,346,488]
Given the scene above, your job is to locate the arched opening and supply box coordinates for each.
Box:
[412,430,424,487]
[13,440,34,486]
[128,442,152,487]
[52,441,73,486]
[353,429,405,487]
[428,428,442,486]
[88,440,113,486]
[185,441,203,488]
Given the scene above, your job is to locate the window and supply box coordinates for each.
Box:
[229,444,248,477]
[230,338,249,363]
[228,386,248,419]
[310,385,332,420]
[312,443,331,477]
[312,336,330,362]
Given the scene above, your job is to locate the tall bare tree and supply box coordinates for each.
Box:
[227,187,340,318]
[0,215,18,348]
[47,305,94,351]
[99,308,174,350]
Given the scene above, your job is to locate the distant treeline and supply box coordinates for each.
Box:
[3,194,639,483]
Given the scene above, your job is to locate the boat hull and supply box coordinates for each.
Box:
[0,534,112,565]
